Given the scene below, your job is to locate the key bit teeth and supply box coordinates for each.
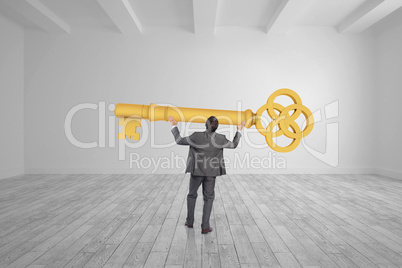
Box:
[125,133,140,140]
[132,133,140,140]
[118,131,141,140]
[117,117,142,140]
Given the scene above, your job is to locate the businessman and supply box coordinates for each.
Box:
[169,115,245,234]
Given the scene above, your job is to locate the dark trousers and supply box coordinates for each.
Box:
[186,174,216,229]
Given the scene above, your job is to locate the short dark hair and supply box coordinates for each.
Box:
[206,116,219,132]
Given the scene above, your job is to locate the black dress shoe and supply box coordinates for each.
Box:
[185,221,193,228]
[201,227,213,234]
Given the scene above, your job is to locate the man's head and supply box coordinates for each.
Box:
[205,116,219,132]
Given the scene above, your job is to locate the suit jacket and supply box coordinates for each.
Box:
[171,126,241,176]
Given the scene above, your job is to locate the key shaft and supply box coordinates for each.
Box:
[115,103,255,127]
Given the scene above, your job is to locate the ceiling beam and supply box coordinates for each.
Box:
[338,0,402,33]
[3,0,70,33]
[97,0,143,35]
[192,0,219,34]
[266,0,306,34]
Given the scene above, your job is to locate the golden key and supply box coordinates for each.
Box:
[114,88,314,152]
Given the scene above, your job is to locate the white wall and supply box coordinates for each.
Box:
[0,14,24,179]
[24,27,376,174]
[372,8,402,180]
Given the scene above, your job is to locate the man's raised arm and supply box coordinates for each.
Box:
[169,116,193,146]
[222,120,246,149]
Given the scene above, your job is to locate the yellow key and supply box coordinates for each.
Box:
[114,88,314,152]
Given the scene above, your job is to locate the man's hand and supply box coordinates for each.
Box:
[237,120,246,131]
[169,116,178,126]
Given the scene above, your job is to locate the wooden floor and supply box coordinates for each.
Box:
[0,174,402,268]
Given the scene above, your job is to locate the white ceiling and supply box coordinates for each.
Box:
[0,0,400,33]
[129,0,193,26]
[216,0,276,27]
[39,0,113,27]
[295,0,367,26]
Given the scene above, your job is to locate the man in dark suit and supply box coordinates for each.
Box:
[169,115,245,234]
